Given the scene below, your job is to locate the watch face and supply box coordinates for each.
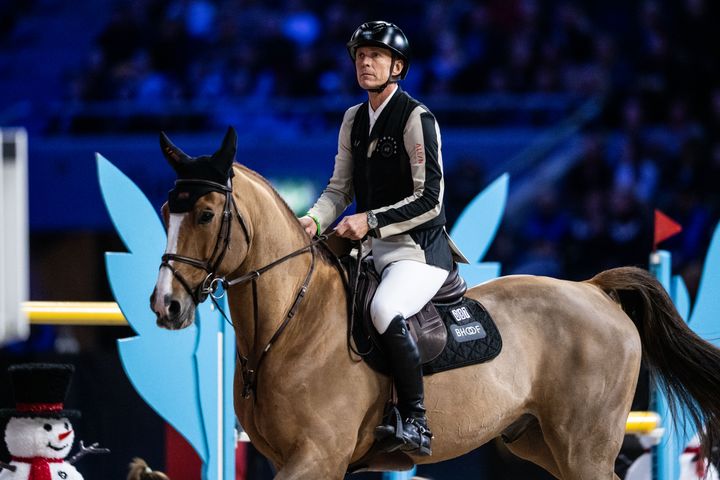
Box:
[367,212,378,229]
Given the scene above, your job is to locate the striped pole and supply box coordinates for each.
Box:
[22,301,127,326]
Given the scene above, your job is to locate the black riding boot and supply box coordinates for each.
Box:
[374,316,433,456]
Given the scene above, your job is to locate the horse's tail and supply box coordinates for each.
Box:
[589,266,720,463]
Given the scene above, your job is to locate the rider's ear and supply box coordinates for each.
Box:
[393,59,404,77]
[160,131,191,170]
[211,126,237,175]
[161,202,170,231]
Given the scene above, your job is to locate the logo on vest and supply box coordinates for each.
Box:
[450,322,487,343]
[377,136,398,158]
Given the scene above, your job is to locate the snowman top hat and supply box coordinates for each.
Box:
[0,363,80,419]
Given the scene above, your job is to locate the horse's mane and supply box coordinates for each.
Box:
[232,163,338,267]
[233,163,299,223]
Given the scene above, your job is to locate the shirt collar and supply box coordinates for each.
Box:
[368,86,398,132]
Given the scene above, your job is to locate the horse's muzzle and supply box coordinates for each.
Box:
[150,289,194,330]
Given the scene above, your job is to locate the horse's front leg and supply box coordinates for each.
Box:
[273,439,353,480]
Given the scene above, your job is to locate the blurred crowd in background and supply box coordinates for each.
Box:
[61,0,720,296]
[63,0,716,102]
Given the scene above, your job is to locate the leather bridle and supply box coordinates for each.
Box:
[158,175,324,400]
[160,178,251,304]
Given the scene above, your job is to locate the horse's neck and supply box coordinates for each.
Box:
[228,170,340,358]
[232,167,308,270]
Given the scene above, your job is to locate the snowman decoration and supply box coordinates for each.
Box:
[0,364,107,480]
[680,434,720,480]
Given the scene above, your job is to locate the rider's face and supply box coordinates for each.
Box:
[355,46,402,90]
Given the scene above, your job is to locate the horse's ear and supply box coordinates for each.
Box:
[211,126,237,173]
[160,131,191,169]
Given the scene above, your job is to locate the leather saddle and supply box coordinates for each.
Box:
[322,237,470,474]
[344,254,467,365]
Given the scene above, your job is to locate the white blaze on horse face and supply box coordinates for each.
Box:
[154,213,186,312]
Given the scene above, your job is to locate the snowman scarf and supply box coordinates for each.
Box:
[11,457,64,480]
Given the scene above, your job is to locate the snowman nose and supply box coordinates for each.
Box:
[58,430,73,441]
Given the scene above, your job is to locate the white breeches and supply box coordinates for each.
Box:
[370,260,449,334]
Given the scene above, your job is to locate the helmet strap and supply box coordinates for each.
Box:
[366,57,398,94]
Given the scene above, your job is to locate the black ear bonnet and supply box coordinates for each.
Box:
[161,127,237,213]
[167,159,233,213]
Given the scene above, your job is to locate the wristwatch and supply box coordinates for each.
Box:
[366,210,378,230]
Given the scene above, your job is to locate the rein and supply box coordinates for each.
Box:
[159,176,332,400]
[221,233,331,399]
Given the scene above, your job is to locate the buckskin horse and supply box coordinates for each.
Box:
[150,127,720,479]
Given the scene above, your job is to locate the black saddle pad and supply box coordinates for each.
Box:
[351,296,502,375]
[422,297,502,374]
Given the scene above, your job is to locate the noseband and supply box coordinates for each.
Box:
[160,178,251,304]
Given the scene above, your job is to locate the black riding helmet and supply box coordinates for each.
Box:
[347,21,411,83]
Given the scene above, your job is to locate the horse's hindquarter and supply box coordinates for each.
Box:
[419,274,642,462]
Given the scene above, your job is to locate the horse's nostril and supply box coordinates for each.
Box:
[168,300,181,317]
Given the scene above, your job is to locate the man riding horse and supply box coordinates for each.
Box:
[151,20,720,480]
[299,21,468,456]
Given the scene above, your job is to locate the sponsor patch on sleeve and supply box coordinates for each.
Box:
[414,143,425,164]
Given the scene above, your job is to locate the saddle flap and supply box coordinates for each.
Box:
[343,255,452,368]
[406,303,447,364]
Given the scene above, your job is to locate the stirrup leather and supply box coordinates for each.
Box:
[374,405,404,443]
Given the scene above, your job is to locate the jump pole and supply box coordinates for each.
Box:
[648,250,677,480]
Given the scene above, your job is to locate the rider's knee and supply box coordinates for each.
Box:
[370,300,403,334]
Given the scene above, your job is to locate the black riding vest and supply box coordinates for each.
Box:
[350,89,447,233]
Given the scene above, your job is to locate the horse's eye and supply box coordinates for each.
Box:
[198,211,215,225]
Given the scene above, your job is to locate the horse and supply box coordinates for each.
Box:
[150,127,720,479]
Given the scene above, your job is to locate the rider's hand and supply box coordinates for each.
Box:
[334,213,370,240]
[298,216,318,237]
